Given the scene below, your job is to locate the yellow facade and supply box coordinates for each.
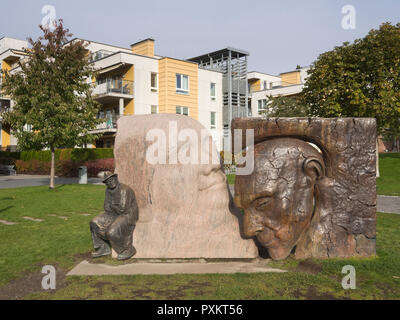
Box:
[131,39,154,57]
[280,71,301,86]
[249,79,260,92]
[123,65,134,115]
[1,125,10,148]
[158,57,198,120]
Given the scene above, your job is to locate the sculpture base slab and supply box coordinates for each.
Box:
[67,259,287,276]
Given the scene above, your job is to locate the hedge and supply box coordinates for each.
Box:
[19,148,114,162]
[15,158,115,177]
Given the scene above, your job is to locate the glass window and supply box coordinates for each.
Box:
[176,106,189,116]
[210,83,216,100]
[258,99,267,114]
[151,73,158,91]
[151,105,158,114]
[210,111,216,128]
[176,74,189,93]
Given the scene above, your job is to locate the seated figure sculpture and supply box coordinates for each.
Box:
[236,137,325,260]
[90,172,139,260]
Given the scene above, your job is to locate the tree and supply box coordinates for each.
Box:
[303,22,400,176]
[261,94,310,117]
[1,20,101,188]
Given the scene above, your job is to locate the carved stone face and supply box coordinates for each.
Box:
[235,138,324,260]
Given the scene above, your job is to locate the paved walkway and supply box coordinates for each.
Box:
[0,174,103,189]
[67,259,287,276]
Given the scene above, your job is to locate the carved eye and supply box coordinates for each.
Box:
[255,197,272,211]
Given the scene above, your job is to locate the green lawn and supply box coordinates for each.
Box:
[0,184,399,299]
[377,153,400,196]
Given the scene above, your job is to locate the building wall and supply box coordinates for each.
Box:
[198,68,223,150]
[131,39,154,57]
[0,37,28,51]
[158,57,199,120]
[250,84,304,117]
[1,124,10,148]
[123,65,134,115]
[281,71,301,86]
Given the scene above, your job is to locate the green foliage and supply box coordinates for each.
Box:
[19,148,113,162]
[303,22,400,136]
[0,151,20,160]
[1,20,101,151]
[262,94,310,117]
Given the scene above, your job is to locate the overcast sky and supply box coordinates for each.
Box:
[1,0,399,75]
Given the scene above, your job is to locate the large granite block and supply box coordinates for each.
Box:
[114,114,258,258]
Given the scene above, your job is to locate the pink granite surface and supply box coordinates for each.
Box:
[113,114,258,258]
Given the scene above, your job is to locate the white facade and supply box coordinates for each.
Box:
[198,68,223,150]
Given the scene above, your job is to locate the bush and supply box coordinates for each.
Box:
[14,157,114,177]
[0,151,20,160]
[20,148,114,162]
[15,160,80,176]
[85,158,114,177]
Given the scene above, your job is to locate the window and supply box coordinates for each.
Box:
[176,106,189,116]
[176,74,189,94]
[258,99,267,114]
[151,73,158,92]
[210,83,216,100]
[263,81,267,90]
[151,105,158,114]
[210,111,216,129]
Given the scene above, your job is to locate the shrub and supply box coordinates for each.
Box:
[85,158,114,177]
[20,148,114,162]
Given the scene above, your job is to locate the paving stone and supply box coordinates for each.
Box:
[0,219,17,225]
[22,216,43,222]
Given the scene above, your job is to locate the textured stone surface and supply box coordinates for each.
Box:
[67,260,287,276]
[114,114,258,258]
[233,117,376,259]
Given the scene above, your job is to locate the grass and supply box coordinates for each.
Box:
[377,153,400,196]
[0,184,399,299]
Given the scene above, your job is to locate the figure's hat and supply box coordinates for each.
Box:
[102,171,117,183]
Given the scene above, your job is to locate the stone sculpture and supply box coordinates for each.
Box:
[113,114,258,258]
[233,117,376,260]
[90,172,139,260]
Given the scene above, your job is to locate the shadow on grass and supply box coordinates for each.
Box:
[0,206,14,213]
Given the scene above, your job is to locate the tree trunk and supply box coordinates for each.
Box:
[50,146,55,189]
[376,138,380,178]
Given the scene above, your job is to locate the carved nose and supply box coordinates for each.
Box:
[243,210,263,238]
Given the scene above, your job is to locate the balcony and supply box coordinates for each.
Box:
[90,114,121,134]
[93,78,134,103]
[89,50,114,63]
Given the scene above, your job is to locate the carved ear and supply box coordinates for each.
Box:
[303,157,325,180]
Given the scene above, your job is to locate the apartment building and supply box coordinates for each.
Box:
[0,35,310,152]
[0,37,29,151]
[0,37,226,151]
[248,67,309,116]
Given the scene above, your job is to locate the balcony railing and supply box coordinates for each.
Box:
[95,114,121,131]
[93,78,134,96]
[89,49,114,62]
